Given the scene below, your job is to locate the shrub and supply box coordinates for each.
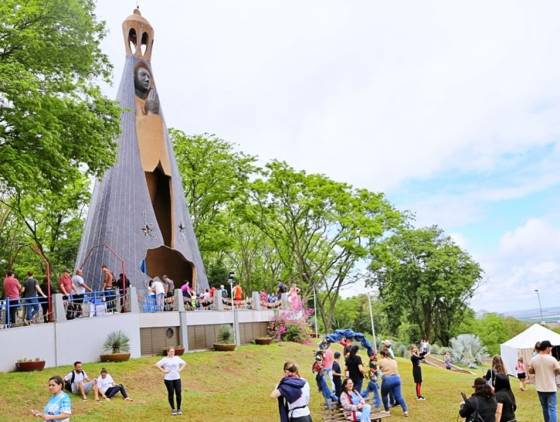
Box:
[449,334,488,367]
[103,331,130,354]
[217,325,234,344]
[282,323,307,343]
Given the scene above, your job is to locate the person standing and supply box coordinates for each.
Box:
[22,272,47,324]
[494,374,517,422]
[151,277,165,311]
[39,276,52,323]
[529,340,560,422]
[345,345,365,393]
[31,375,71,421]
[484,356,507,389]
[515,357,527,392]
[155,347,186,416]
[410,345,428,400]
[332,351,343,399]
[271,361,312,422]
[101,265,116,313]
[71,270,92,318]
[459,377,497,422]
[232,281,243,306]
[378,349,409,417]
[3,270,22,326]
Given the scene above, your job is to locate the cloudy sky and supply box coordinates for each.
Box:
[95,1,560,313]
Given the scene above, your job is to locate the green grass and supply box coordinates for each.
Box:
[0,342,544,421]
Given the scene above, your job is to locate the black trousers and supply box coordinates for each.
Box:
[164,379,182,410]
[291,416,312,422]
[105,384,128,399]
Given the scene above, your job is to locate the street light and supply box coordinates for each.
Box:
[228,271,238,345]
[534,289,545,324]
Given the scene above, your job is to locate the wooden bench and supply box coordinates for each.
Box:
[322,404,391,422]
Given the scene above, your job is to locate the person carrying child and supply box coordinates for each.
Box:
[361,353,382,409]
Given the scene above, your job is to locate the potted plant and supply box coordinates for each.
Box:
[213,325,236,351]
[15,358,45,372]
[162,345,185,356]
[255,336,273,345]
[100,330,131,362]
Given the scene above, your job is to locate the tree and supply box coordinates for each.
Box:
[0,171,90,275]
[241,161,402,332]
[370,226,483,345]
[171,130,256,257]
[0,0,120,193]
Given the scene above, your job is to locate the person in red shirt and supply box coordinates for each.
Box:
[58,270,73,296]
[3,271,22,326]
[232,281,243,304]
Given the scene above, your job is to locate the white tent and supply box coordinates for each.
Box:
[500,324,560,376]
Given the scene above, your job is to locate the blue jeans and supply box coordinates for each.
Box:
[351,391,371,422]
[317,373,337,402]
[538,391,557,422]
[24,297,40,321]
[381,375,408,412]
[361,379,382,408]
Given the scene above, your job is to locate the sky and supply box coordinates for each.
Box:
[94,0,560,313]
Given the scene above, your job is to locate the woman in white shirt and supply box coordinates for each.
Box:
[94,368,132,401]
[270,361,312,422]
[155,347,186,416]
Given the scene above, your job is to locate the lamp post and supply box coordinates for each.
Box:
[534,289,545,324]
[313,285,318,338]
[228,272,237,345]
[367,292,377,354]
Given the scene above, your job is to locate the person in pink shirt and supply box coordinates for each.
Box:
[3,271,22,326]
[323,348,335,390]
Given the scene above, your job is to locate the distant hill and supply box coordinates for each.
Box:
[501,307,560,323]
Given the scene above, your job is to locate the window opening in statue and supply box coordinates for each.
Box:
[128,28,137,54]
[141,32,149,56]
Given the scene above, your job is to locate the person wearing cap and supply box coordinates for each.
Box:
[529,340,560,422]
[459,377,497,421]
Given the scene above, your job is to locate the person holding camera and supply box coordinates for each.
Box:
[459,377,497,422]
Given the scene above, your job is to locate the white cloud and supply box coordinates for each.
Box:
[96,0,560,192]
[471,218,560,312]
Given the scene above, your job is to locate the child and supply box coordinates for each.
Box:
[361,353,382,409]
[332,351,343,399]
[444,352,452,370]
[312,351,338,407]
[410,345,428,400]
[515,356,527,391]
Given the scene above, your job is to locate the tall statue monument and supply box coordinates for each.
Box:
[75,8,208,292]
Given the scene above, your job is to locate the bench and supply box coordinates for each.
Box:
[322,404,391,422]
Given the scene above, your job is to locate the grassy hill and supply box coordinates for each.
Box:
[0,342,543,421]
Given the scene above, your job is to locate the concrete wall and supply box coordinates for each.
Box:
[0,313,141,372]
[0,308,277,371]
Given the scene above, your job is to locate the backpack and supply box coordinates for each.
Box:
[64,370,78,392]
[468,396,486,422]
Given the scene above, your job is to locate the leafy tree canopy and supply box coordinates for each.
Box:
[0,0,120,192]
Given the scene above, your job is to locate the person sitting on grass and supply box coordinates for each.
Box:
[63,361,97,401]
[95,368,133,401]
[31,375,71,421]
[340,378,371,422]
[459,377,497,422]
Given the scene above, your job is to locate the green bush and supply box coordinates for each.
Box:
[282,323,307,343]
[217,325,234,344]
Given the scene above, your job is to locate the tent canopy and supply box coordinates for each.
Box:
[500,323,560,375]
[502,324,560,349]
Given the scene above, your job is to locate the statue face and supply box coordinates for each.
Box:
[134,66,152,98]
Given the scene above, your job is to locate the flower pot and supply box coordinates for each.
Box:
[99,353,131,362]
[213,343,236,352]
[255,337,273,345]
[162,346,185,356]
[15,360,45,372]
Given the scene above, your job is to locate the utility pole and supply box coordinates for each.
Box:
[534,289,545,324]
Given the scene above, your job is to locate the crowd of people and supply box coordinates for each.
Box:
[1,266,131,327]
